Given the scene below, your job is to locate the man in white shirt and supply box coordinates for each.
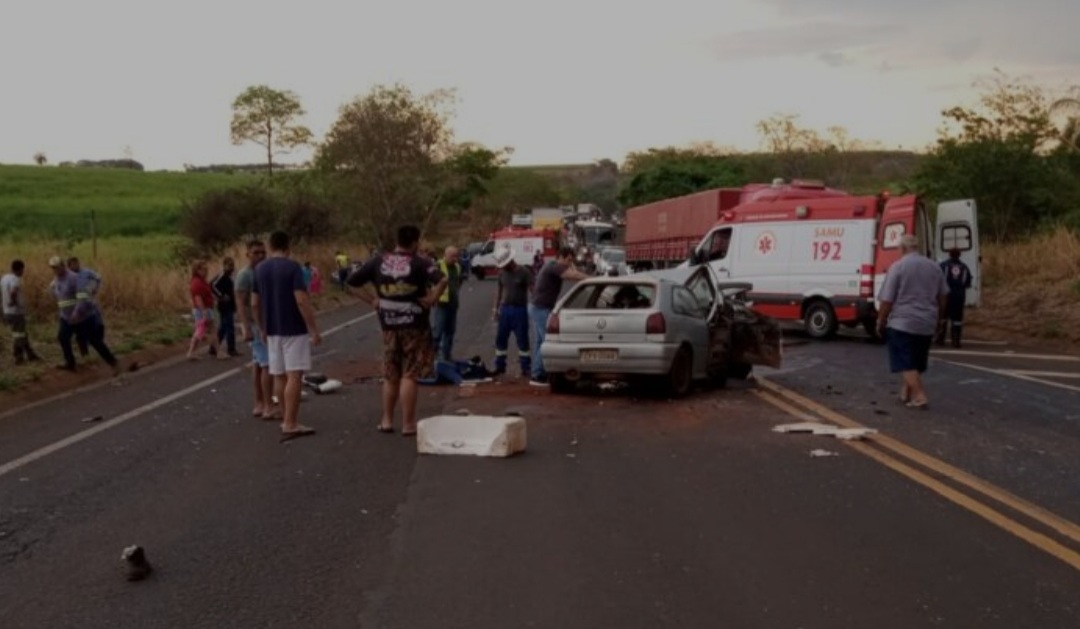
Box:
[1,260,42,365]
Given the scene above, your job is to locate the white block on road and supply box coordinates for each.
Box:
[417,415,527,458]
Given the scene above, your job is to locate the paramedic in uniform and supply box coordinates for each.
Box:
[937,248,972,348]
[875,235,949,410]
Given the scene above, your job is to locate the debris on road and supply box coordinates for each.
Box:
[772,422,878,441]
[417,415,527,458]
[80,415,104,423]
[810,449,839,457]
[303,373,343,394]
[122,545,153,581]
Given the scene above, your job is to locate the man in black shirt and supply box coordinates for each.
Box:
[348,225,447,436]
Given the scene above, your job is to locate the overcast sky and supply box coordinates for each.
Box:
[2,0,1076,170]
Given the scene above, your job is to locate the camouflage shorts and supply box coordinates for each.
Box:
[382,327,435,381]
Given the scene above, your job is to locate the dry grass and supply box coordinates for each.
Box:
[0,236,372,391]
[970,227,1080,344]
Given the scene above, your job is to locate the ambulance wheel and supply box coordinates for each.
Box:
[803,300,838,339]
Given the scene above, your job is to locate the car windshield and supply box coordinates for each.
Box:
[563,282,656,309]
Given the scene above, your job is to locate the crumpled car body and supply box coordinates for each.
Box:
[540,264,782,396]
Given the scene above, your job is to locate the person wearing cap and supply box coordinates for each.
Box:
[67,256,102,358]
[1,260,42,365]
[875,235,949,410]
[48,256,121,375]
[938,248,973,348]
[491,244,534,377]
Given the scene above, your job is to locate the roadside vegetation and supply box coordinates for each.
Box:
[1,71,1077,395]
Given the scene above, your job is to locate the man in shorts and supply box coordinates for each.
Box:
[347,225,446,436]
[235,240,273,419]
[876,234,949,410]
[252,231,322,441]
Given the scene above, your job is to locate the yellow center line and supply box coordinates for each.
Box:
[754,378,1080,573]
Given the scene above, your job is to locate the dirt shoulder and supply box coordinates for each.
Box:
[0,293,361,414]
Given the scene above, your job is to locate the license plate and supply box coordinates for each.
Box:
[581,349,618,363]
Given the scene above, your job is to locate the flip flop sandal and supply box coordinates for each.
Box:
[376,425,394,434]
[279,427,316,442]
[905,400,929,410]
[401,429,417,437]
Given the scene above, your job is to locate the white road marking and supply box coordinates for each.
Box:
[931,350,1080,362]
[0,312,376,479]
[1003,370,1080,380]
[933,359,1080,395]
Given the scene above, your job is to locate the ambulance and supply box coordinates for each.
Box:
[685,189,980,338]
[469,226,561,280]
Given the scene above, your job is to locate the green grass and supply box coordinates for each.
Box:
[0,164,250,237]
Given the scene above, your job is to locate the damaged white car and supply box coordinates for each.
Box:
[539,265,782,396]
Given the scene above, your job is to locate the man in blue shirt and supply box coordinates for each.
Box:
[49,256,120,375]
[252,231,322,441]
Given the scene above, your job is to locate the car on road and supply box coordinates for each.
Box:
[595,247,630,276]
[540,265,782,396]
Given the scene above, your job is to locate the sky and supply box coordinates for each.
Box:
[1,0,1077,171]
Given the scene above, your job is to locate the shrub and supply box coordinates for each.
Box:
[179,185,281,254]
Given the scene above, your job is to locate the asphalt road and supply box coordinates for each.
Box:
[2,282,1079,629]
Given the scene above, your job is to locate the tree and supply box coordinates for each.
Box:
[230,85,314,177]
[1049,86,1080,153]
[33,152,47,166]
[913,70,1080,241]
[618,145,747,207]
[317,84,502,249]
[755,113,831,179]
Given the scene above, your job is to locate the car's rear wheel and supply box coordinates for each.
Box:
[665,346,693,398]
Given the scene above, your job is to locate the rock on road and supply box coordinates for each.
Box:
[1,280,1079,629]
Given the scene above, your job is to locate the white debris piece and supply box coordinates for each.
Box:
[417,415,526,458]
[772,422,878,441]
[810,449,839,457]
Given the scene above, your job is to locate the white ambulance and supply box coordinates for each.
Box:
[469,226,560,280]
[686,189,980,338]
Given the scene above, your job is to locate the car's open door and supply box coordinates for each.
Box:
[935,200,981,307]
[697,268,783,371]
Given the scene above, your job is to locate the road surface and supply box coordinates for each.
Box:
[1,280,1079,629]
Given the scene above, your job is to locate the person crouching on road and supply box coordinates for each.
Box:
[187,260,229,361]
[492,245,534,378]
[48,256,121,375]
[347,225,447,436]
[875,235,950,410]
[938,248,973,348]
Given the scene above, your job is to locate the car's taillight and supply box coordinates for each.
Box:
[546,313,560,334]
[646,312,666,334]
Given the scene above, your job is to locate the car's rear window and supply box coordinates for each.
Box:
[563,283,657,309]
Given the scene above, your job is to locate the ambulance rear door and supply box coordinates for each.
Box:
[935,199,981,307]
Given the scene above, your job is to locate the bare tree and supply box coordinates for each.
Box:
[230,85,314,177]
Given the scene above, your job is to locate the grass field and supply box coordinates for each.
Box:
[0,164,249,237]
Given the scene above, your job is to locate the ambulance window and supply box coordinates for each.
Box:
[882,223,906,249]
[707,228,732,262]
[940,224,972,251]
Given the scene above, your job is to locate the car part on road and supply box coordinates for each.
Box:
[122,545,153,582]
[771,421,878,440]
[417,415,527,458]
